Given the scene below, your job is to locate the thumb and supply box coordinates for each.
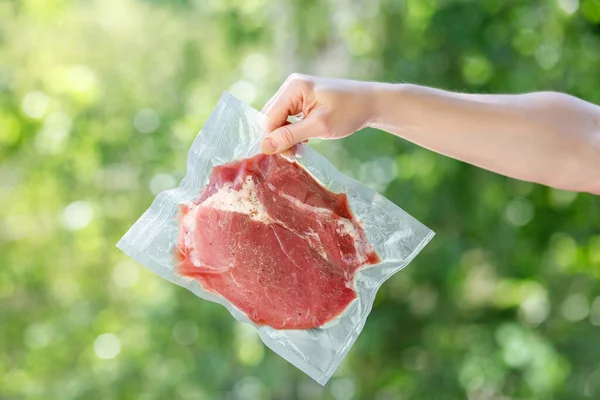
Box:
[260,116,320,154]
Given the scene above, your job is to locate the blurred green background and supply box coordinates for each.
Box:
[1,0,600,399]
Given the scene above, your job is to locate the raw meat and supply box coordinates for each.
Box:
[176,153,379,330]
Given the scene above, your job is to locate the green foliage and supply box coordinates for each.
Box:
[1,0,599,399]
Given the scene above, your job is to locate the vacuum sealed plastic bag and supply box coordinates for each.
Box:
[117,92,434,385]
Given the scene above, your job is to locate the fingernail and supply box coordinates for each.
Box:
[261,138,277,154]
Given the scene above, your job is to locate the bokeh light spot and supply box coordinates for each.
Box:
[229,80,257,105]
[561,293,590,322]
[172,320,199,346]
[66,65,96,93]
[94,333,121,360]
[461,56,493,85]
[234,323,264,366]
[551,233,578,268]
[242,53,270,83]
[584,369,600,398]
[548,188,578,208]
[408,285,438,316]
[536,45,561,70]
[112,260,140,288]
[35,112,72,155]
[24,323,55,349]
[21,91,50,119]
[518,284,551,325]
[558,0,580,14]
[232,376,268,400]
[331,377,356,400]
[134,108,160,133]
[504,198,534,227]
[62,201,94,231]
[496,324,531,368]
[348,28,373,56]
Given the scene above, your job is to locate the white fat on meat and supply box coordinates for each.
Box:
[335,218,370,264]
[305,228,328,261]
[185,177,272,224]
[182,177,272,268]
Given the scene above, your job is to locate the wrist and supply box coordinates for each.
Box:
[363,82,412,130]
[360,82,384,129]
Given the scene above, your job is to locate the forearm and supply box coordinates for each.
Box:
[367,83,600,194]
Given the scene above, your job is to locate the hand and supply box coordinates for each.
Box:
[260,74,377,154]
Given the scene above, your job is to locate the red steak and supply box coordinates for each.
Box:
[176,153,379,330]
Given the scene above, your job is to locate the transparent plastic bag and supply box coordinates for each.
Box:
[117,92,434,385]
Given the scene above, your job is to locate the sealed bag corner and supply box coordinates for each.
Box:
[117,91,434,385]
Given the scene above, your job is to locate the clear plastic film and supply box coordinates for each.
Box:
[117,92,434,385]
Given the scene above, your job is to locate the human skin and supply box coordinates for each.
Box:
[260,74,600,195]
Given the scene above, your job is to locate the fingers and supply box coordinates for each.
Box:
[260,115,320,154]
[263,94,296,133]
[260,74,320,153]
[262,74,312,133]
